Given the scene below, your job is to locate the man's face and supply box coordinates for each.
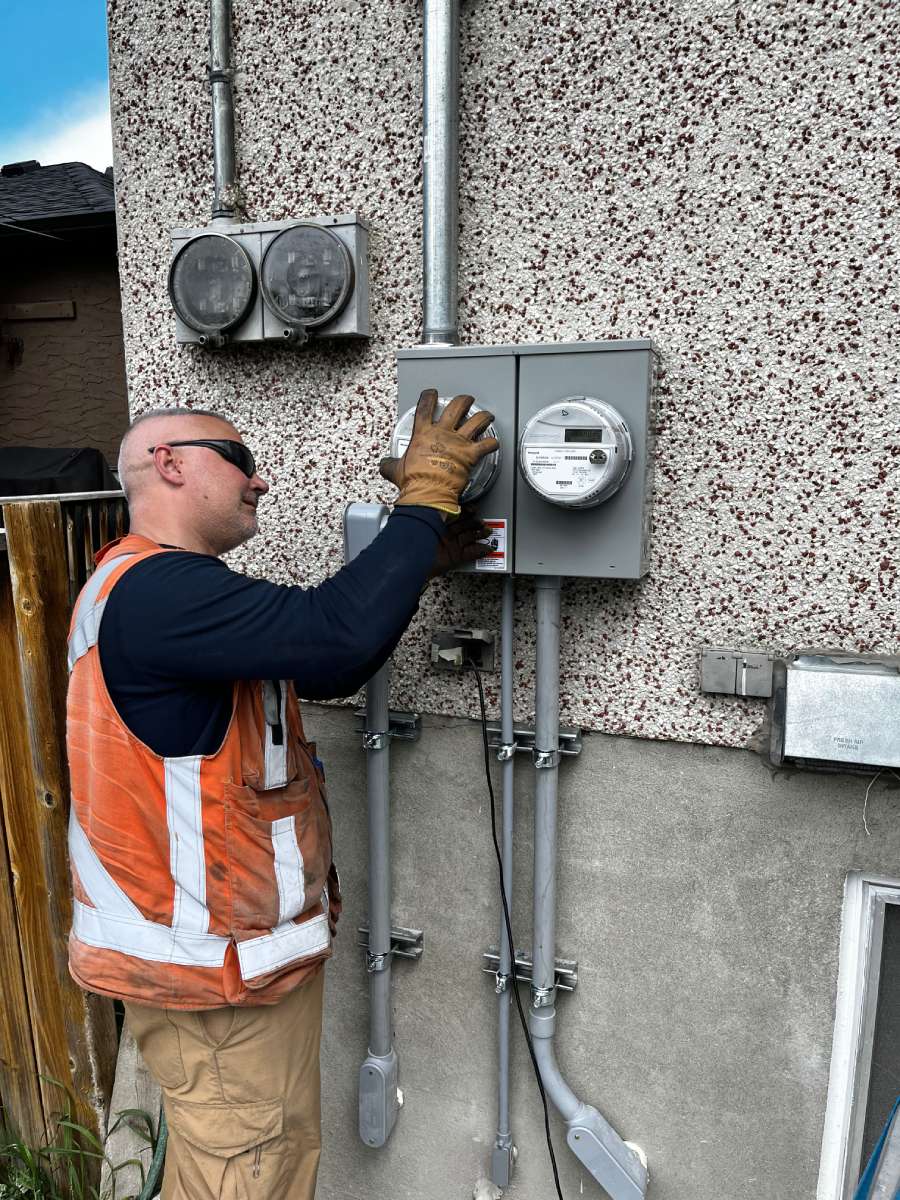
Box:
[167,420,269,554]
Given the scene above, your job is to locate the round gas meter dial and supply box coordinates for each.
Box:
[390,398,501,504]
[519,396,633,509]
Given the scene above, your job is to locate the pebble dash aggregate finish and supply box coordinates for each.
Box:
[107,0,900,749]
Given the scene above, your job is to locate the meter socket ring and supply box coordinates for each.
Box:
[260,222,354,331]
[168,232,257,336]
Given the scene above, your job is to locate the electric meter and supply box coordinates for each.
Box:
[168,233,256,336]
[260,223,353,329]
[519,396,633,509]
[390,397,501,503]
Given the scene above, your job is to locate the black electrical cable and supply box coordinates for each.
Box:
[467,658,565,1200]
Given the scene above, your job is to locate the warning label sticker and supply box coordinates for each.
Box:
[475,518,507,572]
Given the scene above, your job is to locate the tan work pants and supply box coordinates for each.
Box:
[125,970,324,1200]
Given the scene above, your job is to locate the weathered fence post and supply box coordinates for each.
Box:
[0,499,118,1147]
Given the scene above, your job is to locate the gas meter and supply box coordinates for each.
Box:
[390,397,501,504]
[519,396,633,509]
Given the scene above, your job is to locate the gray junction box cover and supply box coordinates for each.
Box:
[396,340,657,579]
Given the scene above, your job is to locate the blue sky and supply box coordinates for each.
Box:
[0,0,112,171]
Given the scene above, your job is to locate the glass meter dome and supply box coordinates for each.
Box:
[260,223,353,329]
[168,234,256,335]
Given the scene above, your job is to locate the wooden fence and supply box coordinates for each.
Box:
[0,492,127,1148]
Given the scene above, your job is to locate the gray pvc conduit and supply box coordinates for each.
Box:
[343,504,401,1148]
[421,0,459,344]
[209,0,237,220]
[529,577,649,1200]
[358,655,401,1146]
[491,575,516,1186]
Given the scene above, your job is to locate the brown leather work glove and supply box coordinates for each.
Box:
[379,389,500,518]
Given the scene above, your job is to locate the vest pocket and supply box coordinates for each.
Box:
[223,781,331,935]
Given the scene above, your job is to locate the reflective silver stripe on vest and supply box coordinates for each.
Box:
[67,554,136,671]
[165,757,210,934]
[69,809,229,967]
[69,807,142,919]
[72,901,229,967]
[236,888,330,980]
[272,815,305,923]
[262,679,289,790]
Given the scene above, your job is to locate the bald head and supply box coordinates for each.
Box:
[118,407,235,502]
[116,406,269,557]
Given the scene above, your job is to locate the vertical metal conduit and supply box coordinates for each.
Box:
[209,0,237,220]
[529,577,649,1200]
[491,575,516,1186]
[421,0,460,344]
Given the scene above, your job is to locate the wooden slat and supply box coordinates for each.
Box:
[0,566,44,1144]
[0,301,75,321]
[1,502,117,1139]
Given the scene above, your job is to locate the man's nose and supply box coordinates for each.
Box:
[250,473,269,494]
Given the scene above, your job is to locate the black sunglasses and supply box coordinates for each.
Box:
[147,439,257,478]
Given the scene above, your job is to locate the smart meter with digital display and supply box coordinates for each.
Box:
[260,223,353,329]
[519,395,633,509]
[390,398,501,503]
[168,233,256,337]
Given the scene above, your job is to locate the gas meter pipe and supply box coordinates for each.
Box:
[530,577,649,1200]
[209,0,237,220]
[491,575,517,1186]
[421,0,460,344]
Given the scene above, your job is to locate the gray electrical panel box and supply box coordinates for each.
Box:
[169,213,370,347]
[396,349,517,575]
[396,340,656,579]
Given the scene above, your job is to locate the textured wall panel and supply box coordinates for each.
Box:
[107,0,899,748]
[0,238,129,465]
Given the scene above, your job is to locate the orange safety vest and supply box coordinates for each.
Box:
[65,534,341,1009]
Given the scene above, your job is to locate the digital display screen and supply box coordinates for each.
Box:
[564,428,601,443]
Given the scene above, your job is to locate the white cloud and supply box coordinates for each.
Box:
[0,84,113,173]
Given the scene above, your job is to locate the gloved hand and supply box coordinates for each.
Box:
[428,508,495,578]
[379,389,500,518]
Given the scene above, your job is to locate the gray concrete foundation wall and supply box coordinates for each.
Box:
[305,703,900,1200]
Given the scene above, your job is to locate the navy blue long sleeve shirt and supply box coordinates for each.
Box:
[99,507,443,757]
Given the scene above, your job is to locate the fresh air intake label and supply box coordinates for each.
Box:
[476,519,507,572]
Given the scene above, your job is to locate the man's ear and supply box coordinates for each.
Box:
[151,445,186,486]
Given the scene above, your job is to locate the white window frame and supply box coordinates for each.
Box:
[817,870,900,1200]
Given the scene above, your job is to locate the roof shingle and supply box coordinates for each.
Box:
[0,161,115,225]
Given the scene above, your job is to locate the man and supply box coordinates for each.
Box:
[65,392,497,1199]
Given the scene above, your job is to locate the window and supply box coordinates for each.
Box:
[818,872,900,1199]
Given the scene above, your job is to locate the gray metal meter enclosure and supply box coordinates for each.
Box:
[396,340,656,579]
[169,213,370,347]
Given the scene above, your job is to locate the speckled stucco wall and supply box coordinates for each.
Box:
[107,0,899,749]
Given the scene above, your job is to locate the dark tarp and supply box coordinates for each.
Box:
[0,447,118,496]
